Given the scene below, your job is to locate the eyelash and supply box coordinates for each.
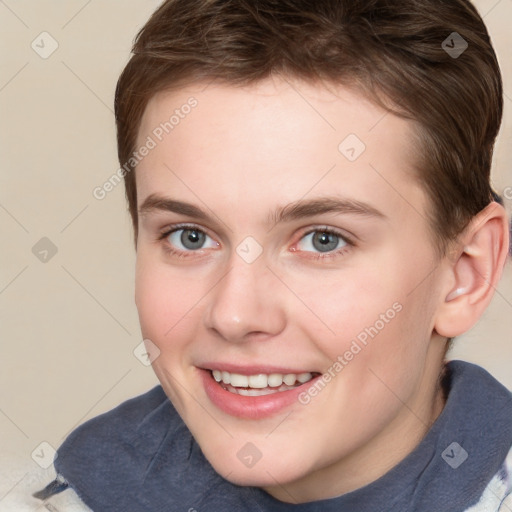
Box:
[157,223,355,261]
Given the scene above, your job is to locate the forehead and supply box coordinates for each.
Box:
[135,77,427,225]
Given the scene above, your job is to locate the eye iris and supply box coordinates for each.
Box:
[313,232,338,252]
[181,229,205,249]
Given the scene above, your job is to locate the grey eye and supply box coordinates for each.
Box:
[298,230,346,253]
[168,228,217,251]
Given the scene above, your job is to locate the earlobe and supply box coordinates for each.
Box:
[434,202,510,338]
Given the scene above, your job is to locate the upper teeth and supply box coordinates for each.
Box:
[211,370,313,388]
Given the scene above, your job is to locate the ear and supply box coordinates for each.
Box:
[434,202,510,338]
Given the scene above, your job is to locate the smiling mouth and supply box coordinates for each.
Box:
[210,369,320,396]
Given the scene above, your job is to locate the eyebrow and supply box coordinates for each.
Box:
[138,193,387,227]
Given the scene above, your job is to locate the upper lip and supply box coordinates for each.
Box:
[199,363,320,375]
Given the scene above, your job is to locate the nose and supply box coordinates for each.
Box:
[203,254,287,343]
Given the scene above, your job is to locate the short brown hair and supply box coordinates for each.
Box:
[115,0,503,253]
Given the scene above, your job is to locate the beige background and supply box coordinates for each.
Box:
[0,0,511,497]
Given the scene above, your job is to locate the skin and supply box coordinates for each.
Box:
[132,76,509,503]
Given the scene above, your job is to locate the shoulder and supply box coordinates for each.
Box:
[30,385,184,510]
[54,383,179,475]
[64,384,170,442]
[464,445,512,511]
[53,384,173,477]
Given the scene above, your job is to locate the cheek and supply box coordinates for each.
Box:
[292,253,435,378]
[288,262,398,348]
[134,252,202,344]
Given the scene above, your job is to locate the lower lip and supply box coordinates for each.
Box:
[200,369,318,419]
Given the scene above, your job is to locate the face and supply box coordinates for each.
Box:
[134,78,448,502]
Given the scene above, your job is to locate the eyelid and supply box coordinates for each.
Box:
[293,225,355,247]
[158,222,215,241]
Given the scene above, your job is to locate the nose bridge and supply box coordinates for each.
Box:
[204,249,285,342]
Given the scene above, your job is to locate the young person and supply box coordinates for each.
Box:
[30,0,512,510]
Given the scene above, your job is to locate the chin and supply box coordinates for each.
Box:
[217,465,295,488]
[202,446,313,489]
